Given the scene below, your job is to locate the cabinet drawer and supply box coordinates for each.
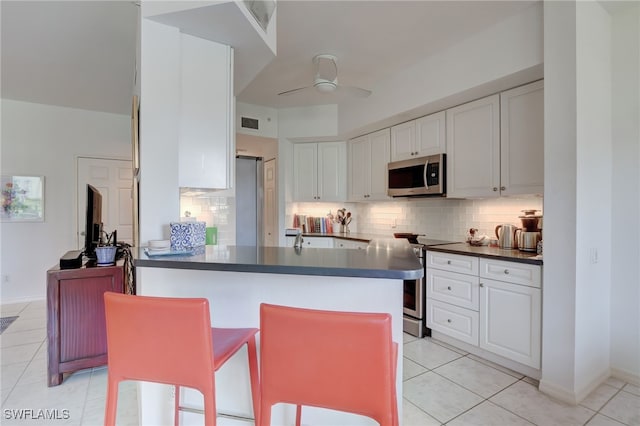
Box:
[303,237,333,248]
[479,259,541,288]
[426,251,479,275]
[426,268,479,310]
[426,299,479,346]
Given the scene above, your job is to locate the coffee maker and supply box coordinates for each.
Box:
[516,210,542,252]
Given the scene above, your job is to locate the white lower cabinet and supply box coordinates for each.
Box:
[426,251,542,370]
[479,277,541,368]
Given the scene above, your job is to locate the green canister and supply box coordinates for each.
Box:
[205,227,217,245]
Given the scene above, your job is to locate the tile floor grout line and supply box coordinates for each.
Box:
[1,336,47,407]
[479,377,543,426]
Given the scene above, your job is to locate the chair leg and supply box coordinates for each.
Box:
[247,336,260,424]
[203,389,217,426]
[104,376,119,426]
[174,385,180,426]
[259,401,271,426]
[295,405,302,426]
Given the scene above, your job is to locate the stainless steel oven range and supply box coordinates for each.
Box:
[398,237,458,337]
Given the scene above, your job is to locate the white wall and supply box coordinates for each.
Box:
[139,18,181,244]
[541,0,639,403]
[610,3,640,382]
[236,102,278,138]
[574,0,612,396]
[279,104,338,140]
[338,2,543,138]
[0,99,131,302]
[540,1,579,401]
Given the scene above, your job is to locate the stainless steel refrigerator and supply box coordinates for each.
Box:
[236,156,264,247]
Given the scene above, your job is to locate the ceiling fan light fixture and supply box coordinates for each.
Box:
[314,80,337,93]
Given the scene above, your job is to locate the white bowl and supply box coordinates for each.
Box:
[148,239,170,249]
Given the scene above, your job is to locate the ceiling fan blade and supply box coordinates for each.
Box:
[277,85,314,96]
[338,85,372,98]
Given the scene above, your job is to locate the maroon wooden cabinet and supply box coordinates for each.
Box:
[47,262,124,386]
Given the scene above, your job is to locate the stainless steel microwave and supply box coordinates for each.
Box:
[387,153,446,197]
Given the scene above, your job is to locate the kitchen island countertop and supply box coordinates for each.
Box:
[133,243,423,280]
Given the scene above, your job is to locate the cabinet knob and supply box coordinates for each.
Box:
[480,283,484,288]
[447,319,452,323]
[504,269,510,274]
[447,260,452,265]
[501,186,506,191]
[447,286,452,291]
[493,187,498,192]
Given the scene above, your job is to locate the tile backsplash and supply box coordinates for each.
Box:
[289,197,543,242]
[185,191,543,246]
[180,189,236,246]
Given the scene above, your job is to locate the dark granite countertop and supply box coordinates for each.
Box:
[426,243,543,265]
[133,244,423,280]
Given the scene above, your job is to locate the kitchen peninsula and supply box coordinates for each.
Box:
[133,242,421,425]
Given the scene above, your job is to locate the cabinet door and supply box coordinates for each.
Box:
[317,142,346,202]
[348,135,370,201]
[368,128,391,200]
[479,278,541,368]
[179,34,233,189]
[500,80,544,196]
[446,95,500,198]
[293,144,318,201]
[415,111,446,156]
[390,121,416,161]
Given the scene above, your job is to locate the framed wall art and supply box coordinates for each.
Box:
[1,175,45,222]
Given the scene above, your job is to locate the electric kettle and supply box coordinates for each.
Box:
[495,224,519,249]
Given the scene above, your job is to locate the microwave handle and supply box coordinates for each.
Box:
[423,159,429,189]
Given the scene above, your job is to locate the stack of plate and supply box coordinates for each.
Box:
[147,239,171,254]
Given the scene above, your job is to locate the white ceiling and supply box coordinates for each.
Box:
[1,1,138,115]
[1,1,537,116]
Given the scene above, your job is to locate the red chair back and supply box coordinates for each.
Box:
[104,292,215,393]
[259,303,398,426]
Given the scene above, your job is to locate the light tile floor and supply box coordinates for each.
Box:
[1,301,638,425]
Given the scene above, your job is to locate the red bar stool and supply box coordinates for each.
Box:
[259,303,398,426]
[103,292,260,426]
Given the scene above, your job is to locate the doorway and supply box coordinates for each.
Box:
[77,157,133,248]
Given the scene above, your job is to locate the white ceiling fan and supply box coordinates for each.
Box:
[277,54,372,98]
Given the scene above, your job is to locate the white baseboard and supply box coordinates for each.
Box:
[0,296,46,306]
[540,369,615,405]
[611,367,640,386]
[539,379,580,405]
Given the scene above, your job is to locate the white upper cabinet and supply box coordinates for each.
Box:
[415,111,446,156]
[446,94,501,198]
[348,128,390,201]
[390,121,416,161]
[294,142,346,202]
[500,80,544,196]
[391,111,446,162]
[178,33,234,189]
[446,81,544,199]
